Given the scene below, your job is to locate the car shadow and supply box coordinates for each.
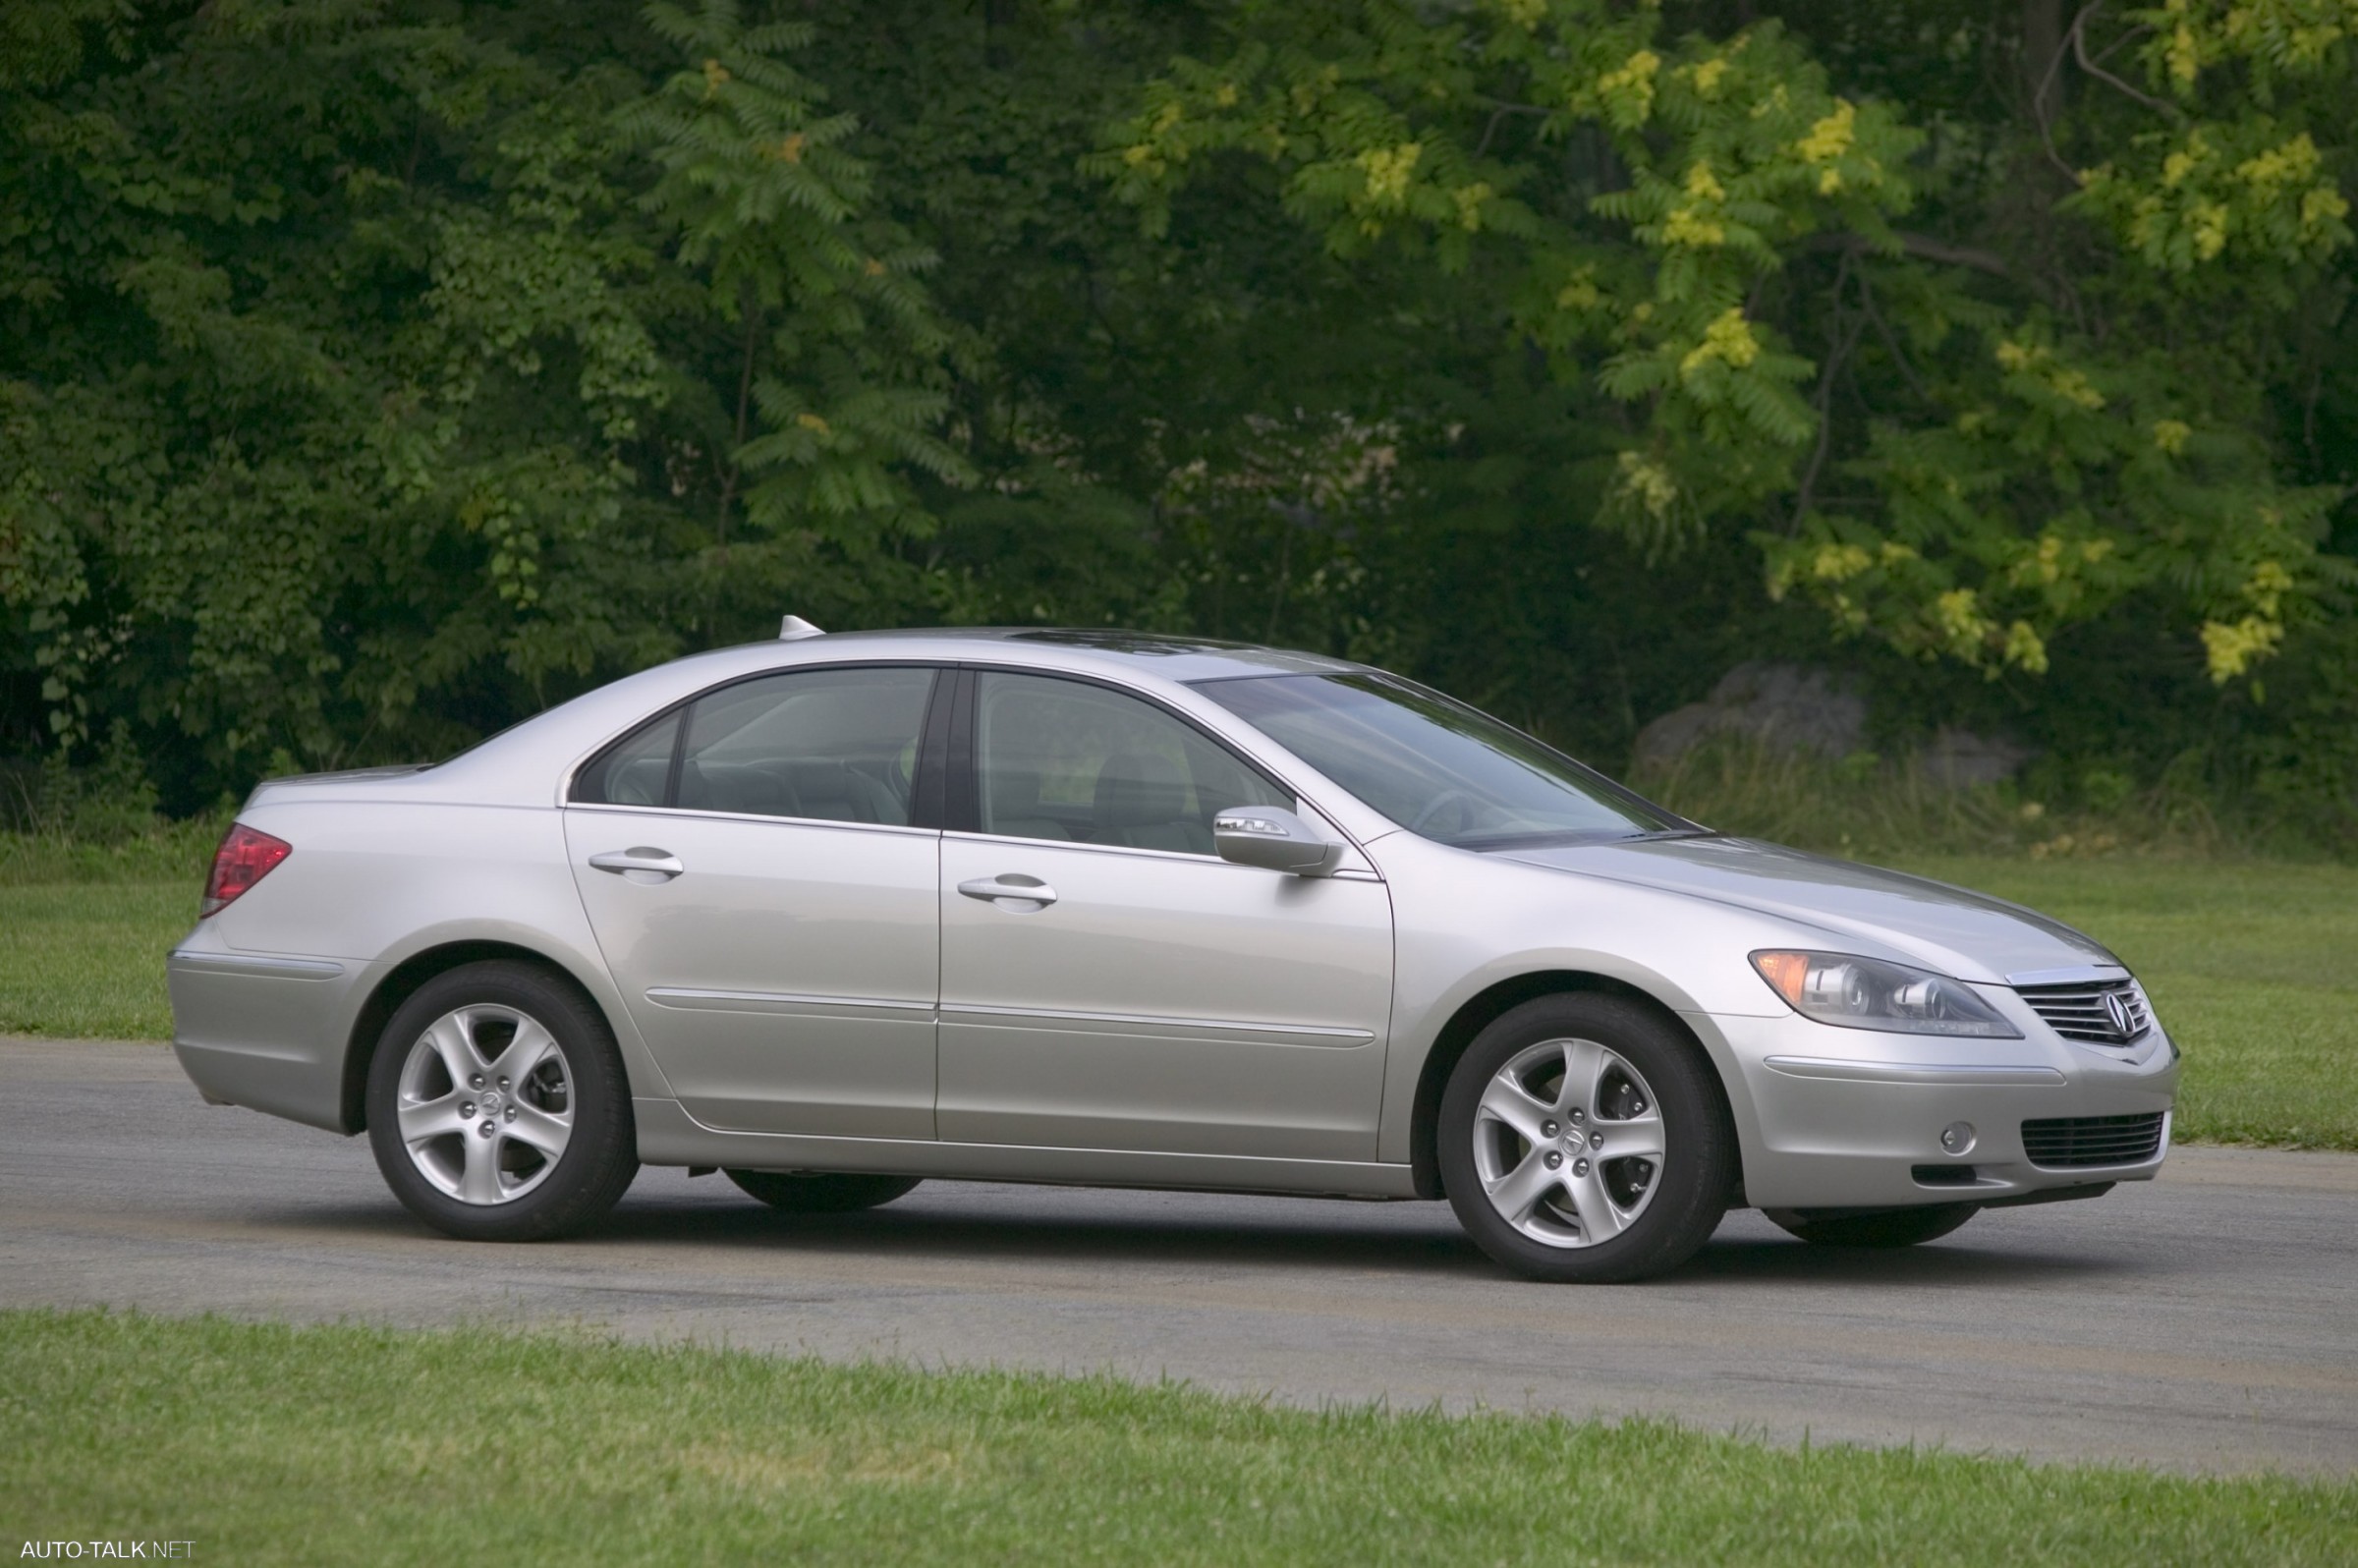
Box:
[1667,1233,2124,1287]
[254,1185,2134,1291]
[591,1191,1503,1278]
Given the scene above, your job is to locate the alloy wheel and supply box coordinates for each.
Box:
[394,1004,575,1205]
[1470,1036,1665,1248]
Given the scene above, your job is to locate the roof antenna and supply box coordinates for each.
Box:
[777,614,825,642]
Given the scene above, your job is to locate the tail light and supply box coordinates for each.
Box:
[202,823,292,917]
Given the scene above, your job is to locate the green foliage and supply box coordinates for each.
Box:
[0,0,2353,849]
[1096,0,2356,698]
[0,0,965,799]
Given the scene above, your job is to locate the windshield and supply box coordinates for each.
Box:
[1194,672,1691,850]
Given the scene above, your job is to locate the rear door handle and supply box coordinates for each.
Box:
[589,847,685,881]
[957,874,1056,909]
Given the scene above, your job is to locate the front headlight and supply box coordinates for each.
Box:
[1750,950,2021,1038]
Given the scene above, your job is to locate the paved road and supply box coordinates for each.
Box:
[5,1039,2354,1475]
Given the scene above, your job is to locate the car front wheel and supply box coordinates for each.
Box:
[1438,993,1736,1283]
[365,961,639,1242]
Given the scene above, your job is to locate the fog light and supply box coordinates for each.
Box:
[1939,1121,1977,1155]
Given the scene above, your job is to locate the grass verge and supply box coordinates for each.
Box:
[0,882,189,1039]
[3,1310,2352,1566]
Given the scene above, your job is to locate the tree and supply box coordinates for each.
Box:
[1091,0,2355,697]
[0,0,966,802]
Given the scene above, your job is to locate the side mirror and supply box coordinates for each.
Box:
[1213,807,1344,877]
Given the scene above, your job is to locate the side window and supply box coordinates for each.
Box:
[676,666,935,825]
[974,672,1292,855]
[572,709,681,807]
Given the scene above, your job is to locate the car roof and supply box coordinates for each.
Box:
[788,626,1365,684]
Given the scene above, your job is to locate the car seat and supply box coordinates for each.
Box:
[1091,752,1210,854]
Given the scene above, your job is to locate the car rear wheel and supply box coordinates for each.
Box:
[365,961,638,1242]
[1763,1204,1979,1248]
[724,1170,924,1213]
[1437,993,1735,1283]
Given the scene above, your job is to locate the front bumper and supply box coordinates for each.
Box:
[1689,999,2179,1210]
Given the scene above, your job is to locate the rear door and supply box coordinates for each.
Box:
[935,670,1394,1160]
[564,664,943,1139]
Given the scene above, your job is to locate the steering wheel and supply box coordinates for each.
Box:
[1406,788,1480,837]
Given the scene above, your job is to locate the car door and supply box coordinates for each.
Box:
[564,663,943,1139]
[935,669,1394,1161]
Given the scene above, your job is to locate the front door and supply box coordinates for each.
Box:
[936,670,1393,1160]
[565,664,942,1139]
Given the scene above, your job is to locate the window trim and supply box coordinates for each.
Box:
[564,660,950,832]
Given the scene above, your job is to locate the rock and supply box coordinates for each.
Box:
[1920,725,2032,789]
[1631,662,2031,789]
[1632,662,1869,771]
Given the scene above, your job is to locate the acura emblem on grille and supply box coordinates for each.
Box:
[2102,990,2134,1038]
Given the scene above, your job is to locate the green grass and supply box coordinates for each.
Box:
[1897,857,2358,1149]
[0,882,191,1039]
[3,1310,2350,1566]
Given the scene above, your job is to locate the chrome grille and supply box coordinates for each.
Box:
[2021,1112,2166,1169]
[2014,979,2151,1044]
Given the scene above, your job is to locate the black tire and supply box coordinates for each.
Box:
[1437,993,1736,1283]
[365,960,639,1242]
[1763,1204,1979,1249]
[725,1169,924,1213]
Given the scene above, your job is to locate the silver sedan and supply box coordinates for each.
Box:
[168,626,2178,1281]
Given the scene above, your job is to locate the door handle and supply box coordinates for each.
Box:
[957,874,1056,909]
[589,847,685,881]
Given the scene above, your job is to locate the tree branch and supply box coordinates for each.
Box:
[1807,231,2014,280]
[2072,5,2177,117]
[1790,249,1861,533]
[1851,267,1930,402]
[1474,102,1550,159]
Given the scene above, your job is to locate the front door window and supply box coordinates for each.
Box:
[973,671,1291,852]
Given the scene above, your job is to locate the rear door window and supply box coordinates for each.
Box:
[573,666,937,825]
[679,667,936,825]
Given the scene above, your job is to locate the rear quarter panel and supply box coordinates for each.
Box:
[190,798,667,1124]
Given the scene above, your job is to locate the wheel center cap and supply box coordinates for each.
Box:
[478,1090,504,1119]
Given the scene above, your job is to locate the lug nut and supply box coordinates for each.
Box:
[1543,1120,1559,1139]
[1569,1107,1586,1124]
[1544,1151,1562,1169]
[1590,1130,1604,1149]
[1573,1158,1590,1177]
[460,1101,475,1117]
[505,1106,517,1122]
[478,1122,495,1138]
[499,1077,511,1091]
[470,1073,484,1089]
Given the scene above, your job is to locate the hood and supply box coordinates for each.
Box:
[1499,836,2121,984]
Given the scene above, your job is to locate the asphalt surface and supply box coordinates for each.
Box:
[4,1038,2355,1476]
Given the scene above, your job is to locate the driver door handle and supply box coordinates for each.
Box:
[957,874,1056,909]
[589,848,685,881]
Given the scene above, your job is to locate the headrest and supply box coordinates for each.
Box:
[1094,751,1190,829]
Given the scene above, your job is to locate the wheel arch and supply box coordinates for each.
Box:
[340,940,615,1135]
[1406,970,1743,1202]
